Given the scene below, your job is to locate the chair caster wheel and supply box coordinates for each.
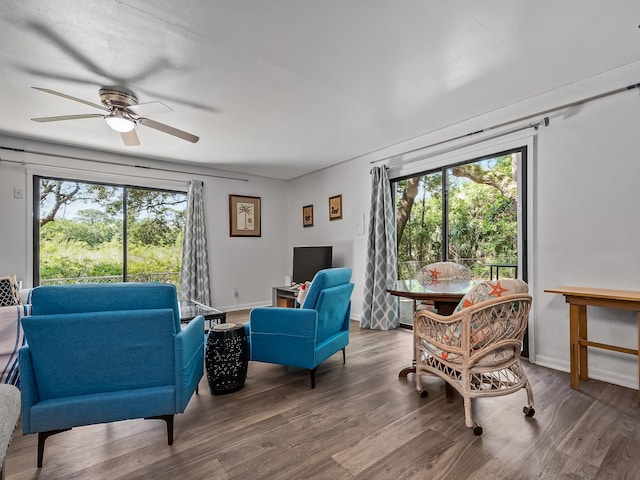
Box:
[472,424,483,435]
[420,390,429,398]
[523,406,535,417]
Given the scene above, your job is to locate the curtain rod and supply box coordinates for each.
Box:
[0,146,249,182]
[379,117,548,172]
[370,81,640,166]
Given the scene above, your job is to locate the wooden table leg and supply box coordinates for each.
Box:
[569,303,581,390]
[637,313,640,400]
[578,304,588,381]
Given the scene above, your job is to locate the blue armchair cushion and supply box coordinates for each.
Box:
[301,267,352,310]
[21,309,176,400]
[249,307,319,369]
[28,283,181,331]
[314,284,354,342]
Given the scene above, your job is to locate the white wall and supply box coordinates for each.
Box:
[289,60,640,389]
[533,87,640,387]
[287,158,371,318]
[0,135,289,311]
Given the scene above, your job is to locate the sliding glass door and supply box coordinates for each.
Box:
[394,147,527,330]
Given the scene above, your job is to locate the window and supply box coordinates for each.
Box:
[34,176,187,286]
[393,147,527,327]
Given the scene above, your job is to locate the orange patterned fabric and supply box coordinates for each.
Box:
[454,279,528,312]
[416,262,471,284]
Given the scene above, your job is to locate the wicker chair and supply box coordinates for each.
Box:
[414,279,534,434]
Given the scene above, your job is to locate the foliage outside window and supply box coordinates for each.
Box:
[35,177,187,286]
[395,152,521,280]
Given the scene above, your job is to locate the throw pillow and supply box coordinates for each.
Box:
[296,281,312,305]
[0,275,20,307]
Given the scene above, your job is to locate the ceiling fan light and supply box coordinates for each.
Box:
[105,112,135,132]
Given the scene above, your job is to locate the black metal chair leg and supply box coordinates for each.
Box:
[310,368,316,389]
[342,348,346,364]
[144,414,174,445]
[37,429,71,468]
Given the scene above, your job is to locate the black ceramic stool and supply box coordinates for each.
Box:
[205,323,248,394]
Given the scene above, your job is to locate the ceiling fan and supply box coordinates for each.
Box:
[21,21,218,114]
[31,86,199,146]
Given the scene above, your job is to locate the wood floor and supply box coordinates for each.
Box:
[6,310,640,479]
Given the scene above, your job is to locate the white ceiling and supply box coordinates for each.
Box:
[1,1,639,180]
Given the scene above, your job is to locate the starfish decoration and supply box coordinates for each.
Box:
[428,268,440,281]
[489,281,509,297]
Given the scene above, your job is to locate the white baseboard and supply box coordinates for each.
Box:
[533,354,570,374]
[533,354,638,391]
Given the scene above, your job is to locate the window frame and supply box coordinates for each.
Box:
[32,174,187,286]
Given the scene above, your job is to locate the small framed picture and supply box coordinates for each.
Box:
[229,194,261,237]
[302,205,314,227]
[329,194,342,221]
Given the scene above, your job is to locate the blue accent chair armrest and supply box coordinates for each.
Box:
[175,314,205,412]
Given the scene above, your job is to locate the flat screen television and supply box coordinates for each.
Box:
[292,246,332,284]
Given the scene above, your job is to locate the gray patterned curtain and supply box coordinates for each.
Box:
[360,166,398,330]
[179,180,211,305]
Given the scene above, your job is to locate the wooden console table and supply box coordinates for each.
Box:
[545,286,640,398]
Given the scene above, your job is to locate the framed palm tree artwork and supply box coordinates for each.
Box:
[229,194,261,237]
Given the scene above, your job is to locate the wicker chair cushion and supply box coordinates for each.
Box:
[433,298,526,351]
[416,262,471,284]
[420,344,516,367]
[454,279,528,312]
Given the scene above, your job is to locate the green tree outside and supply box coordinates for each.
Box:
[396,154,518,280]
[38,180,186,285]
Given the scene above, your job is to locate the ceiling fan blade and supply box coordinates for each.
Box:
[121,129,140,147]
[127,101,173,117]
[138,117,199,143]
[31,114,104,122]
[32,87,108,111]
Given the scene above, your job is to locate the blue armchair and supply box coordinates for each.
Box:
[19,283,204,467]
[247,268,354,388]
